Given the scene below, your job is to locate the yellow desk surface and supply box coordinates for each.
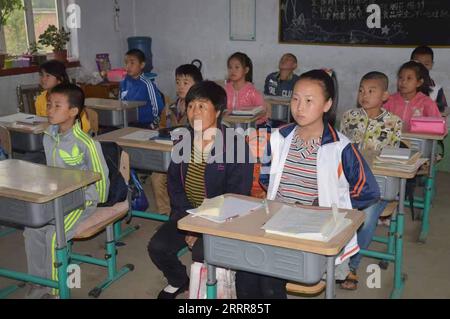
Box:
[178,194,364,256]
[0,159,100,203]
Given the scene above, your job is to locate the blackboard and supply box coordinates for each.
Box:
[279,0,450,46]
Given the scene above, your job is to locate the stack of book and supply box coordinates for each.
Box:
[372,147,426,172]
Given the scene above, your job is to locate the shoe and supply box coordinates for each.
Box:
[157,281,189,299]
[25,284,51,299]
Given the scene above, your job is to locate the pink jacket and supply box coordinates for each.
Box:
[225,81,266,124]
[384,92,441,131]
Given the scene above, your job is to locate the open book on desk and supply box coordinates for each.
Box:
[262,204,351,242]
[230,106,264,116]
[186,195,262,223]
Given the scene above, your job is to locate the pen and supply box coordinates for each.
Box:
[225,214,239,221]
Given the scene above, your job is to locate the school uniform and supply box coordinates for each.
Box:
[120,74,164,126]
[23,121,109,292]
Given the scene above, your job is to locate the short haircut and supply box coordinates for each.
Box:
[411,45,434,61]
[185,81,227,122]
[175,64,203,83]
[282,53,298,64]
[126,48,146,63]
[39,60,69,84]
[49,83,85,119]
[227,52,253,83]
[361,71,389,91]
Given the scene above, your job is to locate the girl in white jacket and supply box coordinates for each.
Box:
[235,70,380,299]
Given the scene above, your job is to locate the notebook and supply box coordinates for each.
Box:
[187,195,262,223]
[262,204,351,242]
[230,106,264,116]
[379,147,412,160]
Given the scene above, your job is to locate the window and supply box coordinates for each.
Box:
[1,0,73,57]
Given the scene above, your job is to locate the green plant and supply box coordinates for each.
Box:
[28,41,42,55]
[0,0,24,26]
[38,24,71,52]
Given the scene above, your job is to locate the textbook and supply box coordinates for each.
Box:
[379,147,412,160]
[230,106,264,116]
[187,195,262,223]
[262,204,351,242]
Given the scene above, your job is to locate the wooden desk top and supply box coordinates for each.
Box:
[222,111,265,124]
[0,113,48,134]
[401,130,447,141]
[0,160,100,203]
[85,98,146,111]
[95,127,173,152]
[361,149,422,179]
[178,194,364,256]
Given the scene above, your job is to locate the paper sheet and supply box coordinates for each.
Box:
[120,130,158,141]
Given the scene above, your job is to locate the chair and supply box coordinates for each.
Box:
[286,281,326,295]
[69,151,134,298]
[16,84,41,114]
[0,125,12,158]
[84,108,99,136]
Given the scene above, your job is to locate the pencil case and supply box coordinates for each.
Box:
[410,116,447,135]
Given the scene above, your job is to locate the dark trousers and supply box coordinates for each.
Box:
[235,271,287,299]
[148,220,203,287]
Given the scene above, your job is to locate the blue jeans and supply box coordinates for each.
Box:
[349,200,388,271]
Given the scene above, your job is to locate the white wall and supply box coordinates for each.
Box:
[133,0,450,118]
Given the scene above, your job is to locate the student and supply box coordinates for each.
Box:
[264,53,299,98]
[225,52,266,125]
[148,81,253,299]
[384,61,440,131]
[120,48,164,128]
[151,64,203,215]
[23,83,109,299]
[235,70,380,299]
[340,71,402,290]
[35,60,91,133]
[411,45,447,112]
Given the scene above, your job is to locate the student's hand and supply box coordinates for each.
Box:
[185,235,198,249]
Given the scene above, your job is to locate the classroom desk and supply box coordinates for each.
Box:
[401,130,447,243]
[85,98,146,128]
[0,113,48,153]
[95,127,173,239]
[222,111,266,130]
[0,159,100,299]
[361,150,422,298]
[178,194,364,299]
[265,96,291,123]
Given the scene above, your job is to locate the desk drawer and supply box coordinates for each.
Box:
[10,131,43,152]
[402,137,433,158]
[375,175,400,201]
[270,104,289,122]
[204,235,326,284]
[97,108,138,127]
[0,189,85,228]
[122,146,171,172]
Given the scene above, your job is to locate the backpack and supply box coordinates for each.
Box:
[97,141,128,207]
[130,169,149,211]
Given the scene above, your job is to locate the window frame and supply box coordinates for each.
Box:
[0,0,77,59]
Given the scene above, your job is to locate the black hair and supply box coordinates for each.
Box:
[39,60,69,84]
[282,53,298,64]
[175,64,203,83]
[361,71,389,91]
[126,48,146,63]
[49,83,85,120]
[297,69,336,126]
[185,81,227,124]
[410,45,434,61]
[398,60,432,96]
[227,52,253,82]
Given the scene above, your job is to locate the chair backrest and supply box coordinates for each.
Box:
[84,108,99,136]
[119,151,130,184]
[17,84,41,114]
[0,125,12,157]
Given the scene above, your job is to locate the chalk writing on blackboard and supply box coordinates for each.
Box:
[279,0,450,46]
